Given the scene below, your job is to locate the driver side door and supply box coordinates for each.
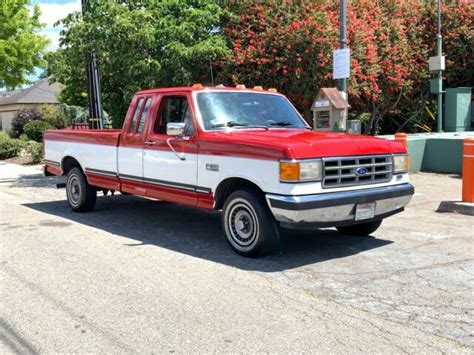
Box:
[143,93,200,206]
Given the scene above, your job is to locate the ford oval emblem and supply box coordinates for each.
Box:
[356,167,369,175]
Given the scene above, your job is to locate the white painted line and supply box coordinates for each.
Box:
[463,155,474,158]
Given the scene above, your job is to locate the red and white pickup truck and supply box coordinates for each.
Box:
[44,86,414,256]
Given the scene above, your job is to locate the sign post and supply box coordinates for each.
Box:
[333,48,350,81]
[337,0,348,98]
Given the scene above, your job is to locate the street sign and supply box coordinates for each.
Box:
[429,56,445,71]
[333,48,350,80]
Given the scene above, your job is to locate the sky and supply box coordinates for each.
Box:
[18,0,81,84]
[31,0,82,51]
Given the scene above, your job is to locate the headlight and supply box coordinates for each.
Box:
[280,160,322,182]
[393,155,408,173]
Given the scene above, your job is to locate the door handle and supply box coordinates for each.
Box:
[166,138,186,161]
[144,141,157,146]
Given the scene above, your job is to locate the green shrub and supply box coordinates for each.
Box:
[5,129,15,138]
[11,108,42,138]
[40,104,68,129]
[0,136,24,160]
[24,121,54,142]
[19,133,30,142]
[0,132,10,142]
[26,141,43,163]
[58,104,112,127]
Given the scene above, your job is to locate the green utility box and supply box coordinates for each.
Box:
[444,87,472,132]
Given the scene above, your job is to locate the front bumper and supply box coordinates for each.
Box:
[266,183,414,228]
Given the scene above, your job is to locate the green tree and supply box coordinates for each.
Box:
[48,0,229,127]
[0,0,50,89]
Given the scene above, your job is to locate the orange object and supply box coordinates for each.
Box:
[279,161,300,181]
[462,138,474,203]
[395,132,410,171]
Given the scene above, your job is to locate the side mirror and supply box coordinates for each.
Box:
[167,122,186,137]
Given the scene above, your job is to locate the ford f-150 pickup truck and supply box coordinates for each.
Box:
[44,85,414,256]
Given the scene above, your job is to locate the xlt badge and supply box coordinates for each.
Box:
[206,164,219,172]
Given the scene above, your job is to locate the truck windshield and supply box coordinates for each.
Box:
[196,92,308,130]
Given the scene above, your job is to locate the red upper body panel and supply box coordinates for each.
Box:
[44,87,405,160]
[44,129,122,146]
[198,129,405,160]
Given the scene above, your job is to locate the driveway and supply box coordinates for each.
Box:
[1,162,472,353]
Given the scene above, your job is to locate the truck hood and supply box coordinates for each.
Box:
[200,129,405,160]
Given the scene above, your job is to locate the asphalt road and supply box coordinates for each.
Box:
[1,162,473,353]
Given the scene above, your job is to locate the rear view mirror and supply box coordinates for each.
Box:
[167,122,186,136]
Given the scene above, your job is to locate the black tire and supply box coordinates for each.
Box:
[66,167,97,212]
[222,188,280,257]
[336,220,382,236]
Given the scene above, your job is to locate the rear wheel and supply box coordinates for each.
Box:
[222,189,280,257]
[66,167,97,212]
[336,220,382,236]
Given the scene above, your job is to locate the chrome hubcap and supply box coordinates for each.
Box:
[225,199,259,251]
[67,175,81,207]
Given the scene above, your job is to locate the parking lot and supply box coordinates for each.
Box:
[1,162,473,353]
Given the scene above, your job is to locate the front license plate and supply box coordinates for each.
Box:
[355,203,376,221]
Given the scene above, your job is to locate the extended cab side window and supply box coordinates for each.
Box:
[129,98,144,133]
[137,98,152,134]
[129,97,152,134]
[154,97,195,136]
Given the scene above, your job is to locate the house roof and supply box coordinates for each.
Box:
[0,90,21,100]
[0,78,61,106]
[314,87,350,109]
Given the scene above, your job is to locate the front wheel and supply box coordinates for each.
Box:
[336,220,382,236]
[66,167,97,212]
[222,189,280,257]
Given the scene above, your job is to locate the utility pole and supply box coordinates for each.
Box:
[339,0,347,98]
[436,0,443,132]
[81,0,104,129]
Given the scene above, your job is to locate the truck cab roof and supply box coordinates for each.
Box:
[136,85,284,96]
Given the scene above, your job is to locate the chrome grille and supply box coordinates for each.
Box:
[322,155,393,188]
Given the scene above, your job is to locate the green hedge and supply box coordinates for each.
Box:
[26,141,43,163]
[0,133,25,160]
[24,121,53,142]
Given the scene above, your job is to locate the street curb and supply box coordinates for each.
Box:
[437,200,474,216]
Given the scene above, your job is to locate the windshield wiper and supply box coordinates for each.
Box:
[270,121,294,126]
[270,121,311,129]
[211,121,268,130]
[211,121,248,128]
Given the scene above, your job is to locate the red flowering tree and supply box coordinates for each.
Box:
[219,0,473,134]
[219,0,339,118]
[345,0,428,134]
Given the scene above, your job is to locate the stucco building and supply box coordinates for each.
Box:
[0,78,61,131]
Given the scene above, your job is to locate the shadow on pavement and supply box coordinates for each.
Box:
[23,194,393,272]
[0,319,39,354]
[1,174,65,188]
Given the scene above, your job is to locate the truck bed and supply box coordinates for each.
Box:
[44,129,122,187]
[44,129,122,146]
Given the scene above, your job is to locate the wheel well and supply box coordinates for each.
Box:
[214,178,264,210]
[61,156,82,176]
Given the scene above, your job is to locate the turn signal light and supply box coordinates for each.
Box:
[192,83,203,88]
[253,86,263,90]
[280,162,300,182]
[268,88,278,92]
[235,84,246,89]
